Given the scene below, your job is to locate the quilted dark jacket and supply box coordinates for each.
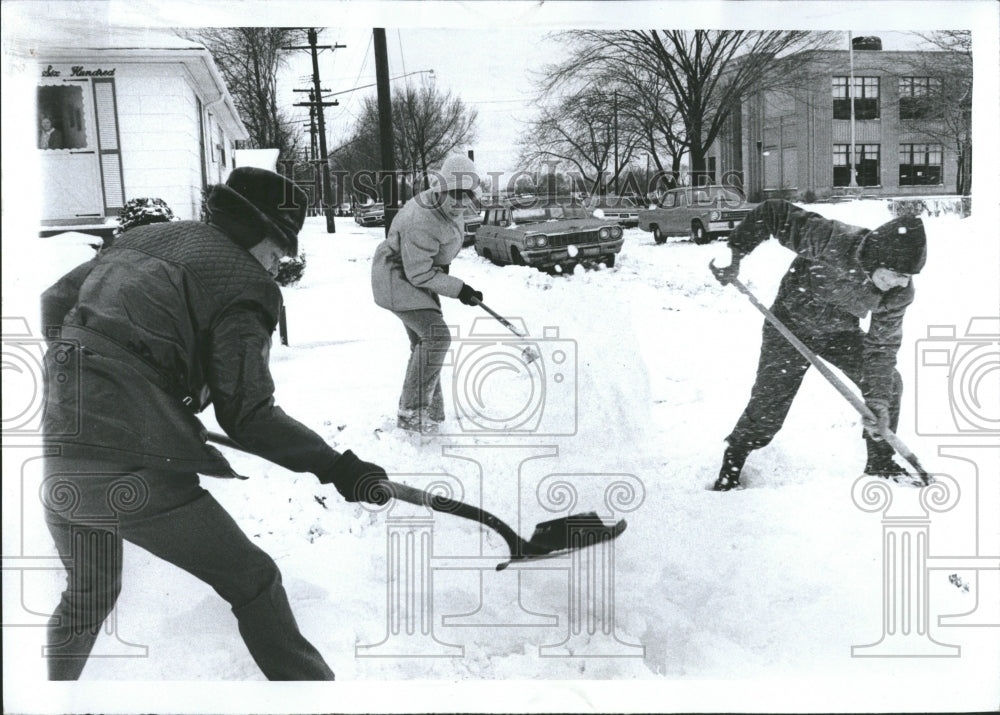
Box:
[41,189,340,477]
[728,199,915,404]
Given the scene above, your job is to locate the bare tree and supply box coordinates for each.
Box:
[180,28,303,162]
[540,31,837,181]
[906,31,973,195]
[330,82,477,200]
[517,87,642,194]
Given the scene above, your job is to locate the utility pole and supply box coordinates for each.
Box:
[293,87,324,215]
[848,31,858,190]
[285,29,345,233]
[374,28,398,236]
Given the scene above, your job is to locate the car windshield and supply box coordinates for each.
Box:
[688,187,744,205]
[511,206,589,223]
[593,196,636,209]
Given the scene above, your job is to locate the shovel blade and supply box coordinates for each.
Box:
[525,511,627,555]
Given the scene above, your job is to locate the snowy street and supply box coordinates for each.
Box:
[6,201,997,708]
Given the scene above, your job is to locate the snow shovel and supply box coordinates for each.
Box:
[710,261,933,486]
[471,297,540,364]
[205,430,626,569]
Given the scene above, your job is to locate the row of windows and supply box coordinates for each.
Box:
[830,76,941,120]
[831,143,943,187]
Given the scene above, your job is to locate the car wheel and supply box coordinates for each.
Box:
[652,226,666,245]
[691,221,710,245]
[483,249,499,265]
[510,247,526,266]
[603,254,616,268]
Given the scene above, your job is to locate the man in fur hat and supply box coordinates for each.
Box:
[40,168,387,680]
[709,199,927,491]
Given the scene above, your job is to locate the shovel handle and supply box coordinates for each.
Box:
[717,266,931,485]
[203,429,533,556]
[473,297,527,339]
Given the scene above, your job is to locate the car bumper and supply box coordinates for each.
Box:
[708,219,744,233]
[522,239,623,266]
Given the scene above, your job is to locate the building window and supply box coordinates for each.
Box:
[899,143,943,186]
[833,144,880,187]
[37,84,87,150]
[833,76,880,120]
[899,77,942,120]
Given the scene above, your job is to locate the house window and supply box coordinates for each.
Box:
[899,77,942,120]
[899,143,943,186]
[37,84,87,149]
[833,76,880,120]
[833,144,881,187]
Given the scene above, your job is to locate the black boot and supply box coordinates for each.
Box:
[864,438,909,482]
[713,445,750,491]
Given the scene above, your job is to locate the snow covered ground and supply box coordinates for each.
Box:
[3,201,999,712]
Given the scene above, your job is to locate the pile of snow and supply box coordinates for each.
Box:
[5,201,997,712]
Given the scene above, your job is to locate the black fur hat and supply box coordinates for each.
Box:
[225,167,307,253]
[861,215,927,275]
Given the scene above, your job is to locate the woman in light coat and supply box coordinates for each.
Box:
[371,155,483,433]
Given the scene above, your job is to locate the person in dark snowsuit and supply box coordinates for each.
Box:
[710,199,927,491]
[40,168,388,680]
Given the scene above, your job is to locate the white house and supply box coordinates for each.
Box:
[18,26,247,237]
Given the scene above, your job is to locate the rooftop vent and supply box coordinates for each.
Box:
[852,36,883,51]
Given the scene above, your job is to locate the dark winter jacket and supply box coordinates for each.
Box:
[728,199,915,404]
[41,188,341,477]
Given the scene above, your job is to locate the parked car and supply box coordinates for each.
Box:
[354,202,385,227]
[587,195,640,228]
[638,185,757,245]
[474,204,623,271]
[462,206,483,247]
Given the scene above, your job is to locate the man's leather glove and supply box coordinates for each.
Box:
[458,283,483,306]
[318,451,391,505]
[862,398,891,441]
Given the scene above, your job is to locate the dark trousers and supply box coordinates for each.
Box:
[42,457,335,681]
[726,313,902,453]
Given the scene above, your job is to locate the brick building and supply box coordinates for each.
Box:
[710,38,970,201]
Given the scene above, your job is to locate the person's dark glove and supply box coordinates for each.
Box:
[709,253,742,286]
[318,451,391,505]
[458,283,483,306]
[862,399,891,441]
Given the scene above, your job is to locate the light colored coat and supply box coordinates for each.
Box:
[371,188,465,311]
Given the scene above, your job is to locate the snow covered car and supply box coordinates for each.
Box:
[638,185,757,245]
[587,195,640,228]
[474,204,623,270]
[354,202,385,227]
